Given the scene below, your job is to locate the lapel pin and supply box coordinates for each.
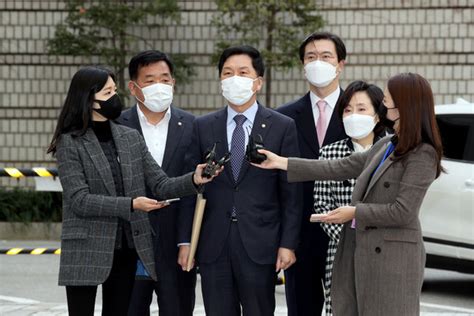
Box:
[178,121,182,126]
[261,124,266,128]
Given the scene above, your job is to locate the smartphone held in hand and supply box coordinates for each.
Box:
[310,214,327,222]
[162,198,181,204]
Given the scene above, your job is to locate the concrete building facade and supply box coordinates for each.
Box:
[1,0,473,188]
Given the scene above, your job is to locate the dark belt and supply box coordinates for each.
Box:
[230,216,238,222]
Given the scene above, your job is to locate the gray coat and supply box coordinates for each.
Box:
[287,136,438,316]
[55,122,197,286]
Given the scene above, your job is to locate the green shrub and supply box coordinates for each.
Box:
[0,189,62,223]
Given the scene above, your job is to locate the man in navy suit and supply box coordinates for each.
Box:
[181,45,301,316]
[118,50,196,316]
[277,32,348,316]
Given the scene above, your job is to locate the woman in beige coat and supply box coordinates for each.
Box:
[255,73,444,316]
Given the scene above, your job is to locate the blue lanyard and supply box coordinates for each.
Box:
[373,142,395,175]
[353,142,396,230]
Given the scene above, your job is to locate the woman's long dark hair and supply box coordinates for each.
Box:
[387,73,444,177]
[336,80,387,139]
[47,66,115,155]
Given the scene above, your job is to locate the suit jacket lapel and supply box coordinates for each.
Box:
[82,128,116,196]
[296,93,319,156]
[212,108,234,184]
[351,142,392,202]
[323,91,346,146]
[124,105,144,135]
[363,147,395,199]
[161,107,184,171]
[236,104,272,184]
[111,122,133,196]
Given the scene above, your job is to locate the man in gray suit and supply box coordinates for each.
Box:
[118,50,197,316]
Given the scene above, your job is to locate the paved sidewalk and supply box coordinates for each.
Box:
[0,299,290,315]
[1,301,473,316]
[1,240,473,315]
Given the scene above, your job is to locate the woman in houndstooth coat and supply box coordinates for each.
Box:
[313,81,387,315]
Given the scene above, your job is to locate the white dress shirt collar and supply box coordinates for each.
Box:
[226,101,259,150]
[136,104,171,166]
[309,86,341,111]
[352,140,373,153]
[226,101,259,128]
[136,104,171,127]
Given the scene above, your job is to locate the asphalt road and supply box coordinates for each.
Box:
[1,240,473,315]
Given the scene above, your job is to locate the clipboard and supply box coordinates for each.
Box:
[186,193,207,271]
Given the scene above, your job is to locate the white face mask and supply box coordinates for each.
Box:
[221,76,256,106]
[134,82,173,113]
[304,60,337,88]
[343,114,377,140]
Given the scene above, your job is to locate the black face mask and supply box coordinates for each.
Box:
[94,94,123,120]
[379,106,399,131]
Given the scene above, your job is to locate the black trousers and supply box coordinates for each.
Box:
[284,229,326,316]
[199,223,275,316]
[65,247,137,316]
[127,265,197,316]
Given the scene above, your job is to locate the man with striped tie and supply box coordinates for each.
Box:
[180,45,301,316]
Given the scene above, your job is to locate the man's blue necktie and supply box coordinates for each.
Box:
[231,114,247,181]
[230,114,246,218]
